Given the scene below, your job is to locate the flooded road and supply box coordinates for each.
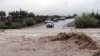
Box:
[54,19,75,28]
[34,19,75,29]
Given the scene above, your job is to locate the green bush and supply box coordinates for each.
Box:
[22,20,27,27]
[35,17,43,23]
[24,18,36,26]
[75,13,98,28]
[10,22,23,29]
[0,22,7,29]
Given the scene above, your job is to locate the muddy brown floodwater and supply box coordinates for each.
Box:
[0,19,100,56]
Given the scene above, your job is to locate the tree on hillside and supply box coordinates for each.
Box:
[28,12,35,18]
[95,12,100,20]
[19,10,28,18]
[9,11,19,18]
[0,11,6,19]
[73,13,77,17]
[91,11,95,17]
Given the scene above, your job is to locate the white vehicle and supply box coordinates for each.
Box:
[60,17,66,20]
[45,20,49,24]
[53,18,59,22]
[44,18,51,24]
[46,21,54,28]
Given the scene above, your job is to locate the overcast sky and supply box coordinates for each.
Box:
[0,0,100,16]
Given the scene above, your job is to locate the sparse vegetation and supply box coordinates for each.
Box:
[0,22,7,29]
[24,18,36,26]
[10,22,23,29]
[0,10,48,29]
[75,13,99,28]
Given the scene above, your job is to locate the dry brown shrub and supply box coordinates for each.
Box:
[69,32,97,50]
[39,32,97,50]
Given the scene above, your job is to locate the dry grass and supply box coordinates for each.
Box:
[40,32,98,50]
